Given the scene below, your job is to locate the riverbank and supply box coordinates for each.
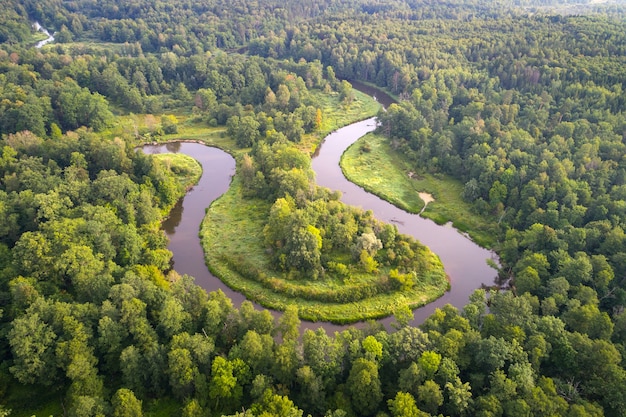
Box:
[341,132,499,249]
[145,88,495,327]
[200,166,449,324]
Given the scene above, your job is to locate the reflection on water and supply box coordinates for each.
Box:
[348,80,396,109]
[163,199,183,234]
[312,118,499,326]
[142,116,498,331]
[166,142,182,152]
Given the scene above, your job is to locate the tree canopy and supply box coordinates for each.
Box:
[2,0,626,415]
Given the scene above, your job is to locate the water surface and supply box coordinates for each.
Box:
[312,118,498,324]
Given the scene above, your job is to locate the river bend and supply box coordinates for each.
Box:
[142,121,498,330]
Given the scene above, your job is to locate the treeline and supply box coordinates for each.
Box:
[8,0,618,54]
[1,0,626,415]
[0,45,330,138]
[1,130,622,417]
[248,13,626,97]
[14,0,362,52]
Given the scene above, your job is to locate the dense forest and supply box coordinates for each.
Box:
[2,0,626,416]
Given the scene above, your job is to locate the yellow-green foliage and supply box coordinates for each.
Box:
[201,177,448,324]
[341,133,499,248]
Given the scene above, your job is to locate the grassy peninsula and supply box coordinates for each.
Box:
[200,178,448,324]
[197,92,449,323]
[341,133,499,248]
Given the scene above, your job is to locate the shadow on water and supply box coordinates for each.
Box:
[348,80,397,109]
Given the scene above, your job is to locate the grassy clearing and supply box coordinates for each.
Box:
[49,40,127,54]
[341,133,499,248]
[105,113,237,151]
[31,31,49,43]
[314,89,382,133]
[4,384,64,417]
[341,134,426,214]
[299,89,383,154]
[152,153,202,188]
[200,177,448,324]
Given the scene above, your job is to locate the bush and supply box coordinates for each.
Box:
[161,114,179,134]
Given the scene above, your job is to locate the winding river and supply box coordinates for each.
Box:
[142,101,497,331]
[33,22,55,48]
[313,118,497,325]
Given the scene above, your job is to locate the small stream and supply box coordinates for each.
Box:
[33,22,55,48]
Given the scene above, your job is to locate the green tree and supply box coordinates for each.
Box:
[418,351,442,380]
[167,348,197,400]
[181,399,205,417]
[277,305,301,342]
[158,297,191,339]
[9,309,58,385]
[444,377,472,416]
[515,266,541,295]
[251,389,303,417]
[302,328,341,390]
[388,392,425,417]
[346,358,383,416]
[338,80,354,104]
[195,88,217,112]
[161,115,179,134]
[209,356,244,412]
[56,83,113,131]
[276,84,291,110]
[295,366,325,414]
[417,380,443,415]
[231,330,274,376]
[120,345,147,397]
[228,115,261,148]
[111,389,143,417]
[362,335,383,362]
[562,303,613,340]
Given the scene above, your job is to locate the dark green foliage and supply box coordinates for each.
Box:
[1,0,626,416]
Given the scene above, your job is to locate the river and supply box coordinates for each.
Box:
[312,118,497,324]
[33,22,55,48]
[142,111,497,332]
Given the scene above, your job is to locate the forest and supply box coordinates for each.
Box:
[2,0,626,416]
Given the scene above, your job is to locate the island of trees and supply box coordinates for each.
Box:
[1,0,626,416]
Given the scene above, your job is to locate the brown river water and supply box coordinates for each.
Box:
[141,88,498,332]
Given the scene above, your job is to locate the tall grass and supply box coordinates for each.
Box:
[341,133,499,248]
[152,153,202,188]
[200,178,448,324]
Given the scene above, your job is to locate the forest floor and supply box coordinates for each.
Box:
[341,132,499,248]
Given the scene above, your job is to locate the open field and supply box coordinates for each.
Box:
[341,133,499,248]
